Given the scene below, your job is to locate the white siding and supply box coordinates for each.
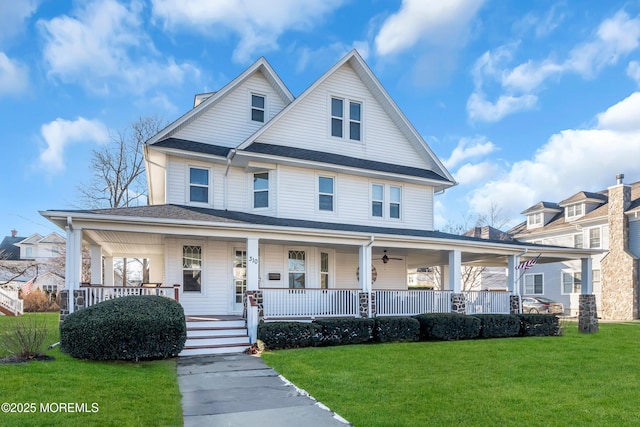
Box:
[174,71,287,147]
[166,157,228,209]
[258,63,438,172]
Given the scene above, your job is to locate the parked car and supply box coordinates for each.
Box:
[521,296,564,314]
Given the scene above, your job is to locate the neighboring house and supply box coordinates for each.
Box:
[41,51,596,352]
[509,174,640,319]
[16,232,65,261]
[0,230,25,260]
[461,226,513,291]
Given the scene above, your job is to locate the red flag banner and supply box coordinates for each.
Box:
[517,254,540,270]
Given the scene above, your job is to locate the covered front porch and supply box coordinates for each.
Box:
[42,205,599,348]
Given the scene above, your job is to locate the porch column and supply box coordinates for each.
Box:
[440,265,450,290]
[147,255,164,284]
[579,256,599,333]
[448,250,462,293]
[507,254,520,293]
[103,257,115,286]
[359,243,373,318]
[246,238,259,291]
[90,245,102,285]
[64,224,83,315]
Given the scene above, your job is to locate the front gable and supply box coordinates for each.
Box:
[240,50,454,190]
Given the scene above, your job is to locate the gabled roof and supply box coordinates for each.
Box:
[152,138,233,158]
[558,191,607,207]
[521,202,562,215]
[0,235,25,260]
[146,57,294,146]
[237,49,455,187]
[16,233,44,245]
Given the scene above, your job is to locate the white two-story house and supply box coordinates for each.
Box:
[510,175,640,319]
[42,51,596,353]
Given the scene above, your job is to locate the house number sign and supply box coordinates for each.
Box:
[248,256,259,265]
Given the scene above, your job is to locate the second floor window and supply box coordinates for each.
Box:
[251,94,265,122]
[574,234,583,248]
[253,172,269,208]
[189,167,209,204]
[372,184,384,217]
[566,203,583,218]
[589,228,601,248]
[319,176,334,211]
[390,186,401,219]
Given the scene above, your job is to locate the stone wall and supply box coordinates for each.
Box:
[59,289,86,322]
[510,295,521,314]
[578,294,599,333]
[451,293,466,314]
[359,292,376,318]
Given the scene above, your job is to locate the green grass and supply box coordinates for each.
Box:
[262,322,640,427]
[0,313,182,427]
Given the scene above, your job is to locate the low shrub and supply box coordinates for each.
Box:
[473,314,521,338]
[414,313,481,341]
[518,314,561,336]
[258,322,323,350]
[374,317,420,343]
[0,315,49,360]
[313,318,375,346]
[23,289,58,312]
[60,295,186,361]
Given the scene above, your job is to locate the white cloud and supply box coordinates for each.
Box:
[443,137,497,169]
[468,10,640,122]
[628,61,640,85]
[39,117,109,173]
[0,52,29,96]
[0,0,39,43]
[374,0,485,56]
[468,93,640,221]
[454,162,498,185]
[466,92,537,123]
[39,0,199,95]
[151,0,345,63]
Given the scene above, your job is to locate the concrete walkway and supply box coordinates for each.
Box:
[178,353,352,427]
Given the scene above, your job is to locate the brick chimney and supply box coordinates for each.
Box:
[11,229,17,238]
[601,173,639,320]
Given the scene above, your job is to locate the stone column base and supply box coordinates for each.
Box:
[451,293,466,314]
[59,289,86,323]
[359,292,376,318]
[510,295,521,314]
[578,294,599,333]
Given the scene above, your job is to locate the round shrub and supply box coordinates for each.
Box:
[60,295,186,361]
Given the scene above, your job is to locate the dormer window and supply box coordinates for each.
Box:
[566,203,583,219]
[528,212,542,227]
[330,96,362,141]
[251,94,265,122]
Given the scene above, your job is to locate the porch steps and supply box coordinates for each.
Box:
[180,317,251,356]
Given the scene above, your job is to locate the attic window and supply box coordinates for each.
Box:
[251,94,265,122]
[566,203,583,219]
[528,212,542,227]
[330,96,362,141]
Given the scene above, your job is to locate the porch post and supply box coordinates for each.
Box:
[507,255,519,293]
[246,238,259,342]
[103,257,115,286]
[359,243,373,317]
[90,245,102,285]
[579,256,598,333]
[448,250,462,293]
[147,255,164,284]
[64,224,83,315]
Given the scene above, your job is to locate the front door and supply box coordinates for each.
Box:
[232,248,246,312]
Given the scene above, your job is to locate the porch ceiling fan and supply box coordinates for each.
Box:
[376,250,403,264]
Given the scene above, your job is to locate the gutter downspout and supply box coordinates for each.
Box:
[224,149,237,210]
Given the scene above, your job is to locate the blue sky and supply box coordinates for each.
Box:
[2,0,640,238]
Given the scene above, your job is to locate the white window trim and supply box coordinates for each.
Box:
[565,203,584,220]
[329,95,364,142]
[316,173,337,214]
[186,165,212,206]
[249,92,267,123]
[589,227,601,249]
[561,270,582,295]
[252,171,270,210]
[527,212,543,228]
[286,248,307,289]
[370,183,402,221]
[574,233,584,248]
[523,273,544,295]
[182,243,204,295]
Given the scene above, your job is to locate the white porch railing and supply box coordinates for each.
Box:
[80,284,180,308]
[262,289,359,319]
[463,291,511,314]
[375,290,452,316]
[0,287,23,316]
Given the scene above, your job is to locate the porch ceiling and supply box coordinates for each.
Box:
[84,230,165,257]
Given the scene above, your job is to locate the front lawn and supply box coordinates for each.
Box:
[262,322,640,426]
[0,313,182,427]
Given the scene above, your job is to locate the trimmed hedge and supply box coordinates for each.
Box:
[314,318,375,346]
[374,317,420,343]
[518,314,561,336]
[414,313,481,341]
[258,322,323,350]
[474,314,521,338]
[60,295,186,361]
